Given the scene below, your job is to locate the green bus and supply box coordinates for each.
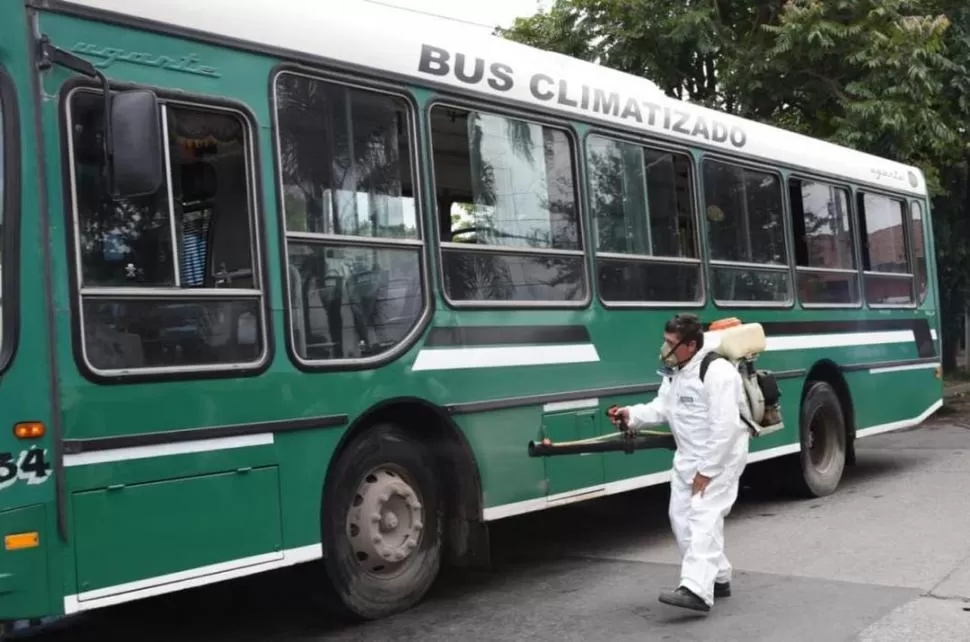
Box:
[0,0,943,630]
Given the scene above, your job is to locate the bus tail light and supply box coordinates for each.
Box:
[13,422,45,440]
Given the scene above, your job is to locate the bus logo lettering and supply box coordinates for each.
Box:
[417,43,748,149]
[70,42,221,78]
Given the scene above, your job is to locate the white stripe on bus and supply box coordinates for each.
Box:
[482,398,942,522]
[411,329,917,372]
[764,329,914,351]
[411,343,600,371]
[62,433,274,467]
[542,398,599,413]
[854,399,943,439]
[869,362,940,375]
[64,338,934,468]
[63,543,322,615]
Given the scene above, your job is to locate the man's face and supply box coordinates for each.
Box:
[663,331,696,364]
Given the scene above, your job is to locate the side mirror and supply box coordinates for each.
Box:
[109,89,164,199]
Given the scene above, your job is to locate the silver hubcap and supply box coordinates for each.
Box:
[347,467,424,575]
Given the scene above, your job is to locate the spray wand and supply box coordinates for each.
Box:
[527,405,676,457]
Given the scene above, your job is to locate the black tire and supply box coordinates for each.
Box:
[790,380,847,497]
[319,423,443,620]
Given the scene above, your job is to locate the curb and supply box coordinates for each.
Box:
[944,383,970,398]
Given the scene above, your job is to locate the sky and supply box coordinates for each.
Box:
[354,0,549,32]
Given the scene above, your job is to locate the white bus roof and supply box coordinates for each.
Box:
[53,0,928,197]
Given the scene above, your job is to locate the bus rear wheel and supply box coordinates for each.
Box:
[790,380,846,498]
[320,423,443,620]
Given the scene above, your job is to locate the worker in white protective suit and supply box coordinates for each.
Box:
[610,313,749,613]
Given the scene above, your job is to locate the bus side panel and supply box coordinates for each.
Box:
[33,10,299,610]
[0,505,51,619]
[850,366,942,432]
[72,466,283,595]
[0,4,61,621]
[458,409,548,508]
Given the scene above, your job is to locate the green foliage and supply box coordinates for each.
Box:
[500,0,970,370]
[501,0,960,189]
[754,0,958,193]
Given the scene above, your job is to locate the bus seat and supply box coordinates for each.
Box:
[86,322,146,370]
[289,264,307,357]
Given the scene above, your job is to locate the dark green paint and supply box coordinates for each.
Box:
[73,466,283,592]
[69,41,221,78]
[459,408,547,507]
[0,504,51,619]
[542,409,604,495]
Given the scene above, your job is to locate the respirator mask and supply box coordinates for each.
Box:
[657,336,690,377]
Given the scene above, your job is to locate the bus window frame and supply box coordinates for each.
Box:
[269,66,434,372]
[581,127,706,310]
[59,79,273,383]
[908,198,930,308]
[425,94,593,311]
[855,186,919,310]
[0,65,20,375]
[698,152,796,310]
[787,171,864,311]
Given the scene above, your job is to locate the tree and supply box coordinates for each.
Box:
[920,2,970,371]
[500,0,970,370]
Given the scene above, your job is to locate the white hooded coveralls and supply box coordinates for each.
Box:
[625,344,749,607]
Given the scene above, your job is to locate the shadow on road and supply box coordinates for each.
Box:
[14,443,922,641]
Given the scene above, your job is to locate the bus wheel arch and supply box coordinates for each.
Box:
[804,360,856,459]
[318,398,487,619]
[788,361,853,497]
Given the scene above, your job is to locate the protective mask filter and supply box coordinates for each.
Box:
[659,340,680,367]
[657,339,685,377]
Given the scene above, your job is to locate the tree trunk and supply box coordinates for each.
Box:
[940,306,962,373]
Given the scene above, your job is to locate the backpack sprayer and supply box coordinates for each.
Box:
[527,318,784,458]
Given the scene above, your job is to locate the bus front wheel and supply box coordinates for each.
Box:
[791,380,847,498]
[320,422,443,620]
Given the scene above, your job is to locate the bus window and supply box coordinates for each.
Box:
[788,179,860,306]
[429,106,586,304]
[586,135,700,305]
[67,90,266,374]
[856,192,914,306]
[702,159,792,304]
[910,201,928,305]
[274,72,424,362]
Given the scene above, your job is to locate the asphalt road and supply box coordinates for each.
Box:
[16,400,970,641]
